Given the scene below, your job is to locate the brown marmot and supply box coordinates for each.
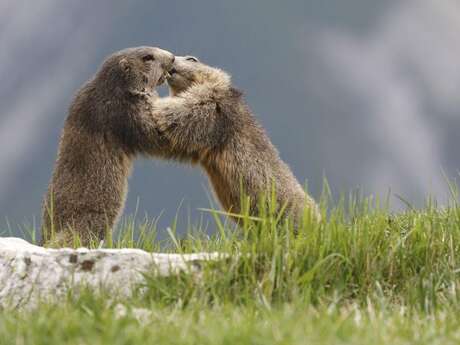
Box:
[151,56,320,226]
[41,46,175,247]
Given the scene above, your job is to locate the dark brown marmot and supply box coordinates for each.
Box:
[42,46,175,247]
[151,56,320,226]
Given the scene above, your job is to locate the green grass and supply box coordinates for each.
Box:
[3,302,460,345]
[2,188,460,344]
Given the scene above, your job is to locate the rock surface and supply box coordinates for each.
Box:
[0,237,222,309]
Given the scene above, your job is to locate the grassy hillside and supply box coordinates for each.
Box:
[1,189,460,344]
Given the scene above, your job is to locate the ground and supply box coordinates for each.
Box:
[1,189,460,345]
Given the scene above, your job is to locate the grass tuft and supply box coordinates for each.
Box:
[2,189,460,344]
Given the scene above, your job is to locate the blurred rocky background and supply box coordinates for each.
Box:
[0,0,458,235]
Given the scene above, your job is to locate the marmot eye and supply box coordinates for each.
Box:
[142,54,155,62]
[185,56,198,62]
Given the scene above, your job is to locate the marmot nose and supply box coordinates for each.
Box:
[167,54,175,67]
[162,53,175,70]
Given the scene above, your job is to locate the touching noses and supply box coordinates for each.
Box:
[161,51,175,70]
[168,55,175,68]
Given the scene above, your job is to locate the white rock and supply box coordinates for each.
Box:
[0,237,223,309]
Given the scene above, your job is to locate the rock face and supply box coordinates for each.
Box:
[0,237,221,309]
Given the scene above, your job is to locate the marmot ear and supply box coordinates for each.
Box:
[119,58,130,72]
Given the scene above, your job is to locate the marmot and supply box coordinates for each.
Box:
[151,56,320,226]
[42,46,175,247]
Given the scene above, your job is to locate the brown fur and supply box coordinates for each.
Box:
[41,46,175,247]
[151,56,320,226]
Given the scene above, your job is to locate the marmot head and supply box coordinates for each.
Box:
[166,56,230,96]
[97,46,175,94]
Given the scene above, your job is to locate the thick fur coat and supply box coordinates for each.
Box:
[42,47,175,246]
[151,56,320,225]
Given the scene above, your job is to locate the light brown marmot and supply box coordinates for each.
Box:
[41,46,175,246]
[151,56,320,226]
